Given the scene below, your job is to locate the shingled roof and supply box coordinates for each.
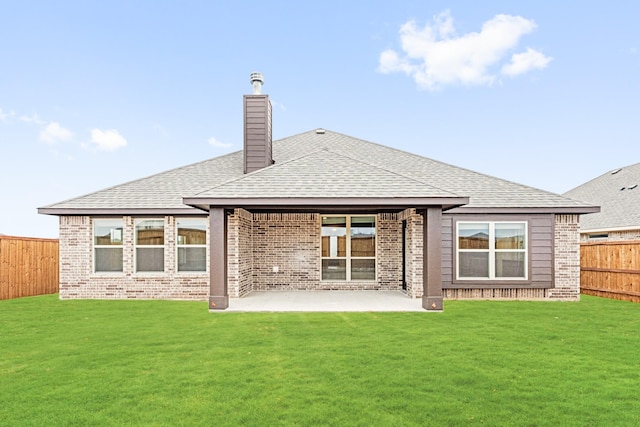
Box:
[564,162,640,232]
[39,129,597,215]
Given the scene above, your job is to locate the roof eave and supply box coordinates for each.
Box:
[37,207,205,216]
[446,206,601,214]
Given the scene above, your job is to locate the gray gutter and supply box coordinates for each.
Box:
[446,206,601,214]
[37,207,204,216]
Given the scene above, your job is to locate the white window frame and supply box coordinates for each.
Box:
[176,218,208,273]
[321,214,377,281]
[93,218,124,273]
[135,218,165,273]
[456,221,528,281]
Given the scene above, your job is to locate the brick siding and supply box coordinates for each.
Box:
[228,209,253,297]
[376,213,403,290]
[58,211,580,302]
[250,213,321,291]
[59,216,209,300]
[245,213,402,292]
[547,214,580,300]
[398,209,423,298]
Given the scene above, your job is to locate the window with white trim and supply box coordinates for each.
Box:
[456,221,527,280]
[176,218,207,272]
[93,219,123,272]
[321,215,376,281]
[135,219,165,272]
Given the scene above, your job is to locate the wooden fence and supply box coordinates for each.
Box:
[580,240,640,303]
[0,235,59,300]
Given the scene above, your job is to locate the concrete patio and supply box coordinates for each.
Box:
[217,290,428,312]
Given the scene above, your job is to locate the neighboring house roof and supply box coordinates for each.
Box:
[39,130,597,215]
[564,162,640,232]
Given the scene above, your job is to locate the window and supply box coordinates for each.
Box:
[94,219,123,272]
[588,233,609,240]
[135,219,164,272]
[176,218,207,272]
[322,215,376,281]
[457,221,527,280]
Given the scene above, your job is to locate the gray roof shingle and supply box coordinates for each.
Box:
[191,148,459,199]
[564,162,640,231]
[40,129,596,213]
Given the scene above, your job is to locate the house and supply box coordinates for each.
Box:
[564,163,640,241]
[38,73,599,311]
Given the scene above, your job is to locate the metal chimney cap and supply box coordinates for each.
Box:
[250,72,264,94]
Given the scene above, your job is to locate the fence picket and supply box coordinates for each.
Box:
[0,235,59,300]
[581,240,640,303]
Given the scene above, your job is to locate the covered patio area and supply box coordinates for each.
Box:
[200,206,458,311]
[182,145,469,312]
[219,290,427,312]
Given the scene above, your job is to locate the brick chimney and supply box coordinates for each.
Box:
[243,72,273,174]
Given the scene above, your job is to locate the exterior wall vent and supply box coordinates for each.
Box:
[243,72,273,174]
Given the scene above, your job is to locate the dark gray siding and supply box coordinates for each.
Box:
[243,94,273,174]
[442,213,554,288]
[441,215,453,283]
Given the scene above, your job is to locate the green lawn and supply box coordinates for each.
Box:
[1,295,639,426]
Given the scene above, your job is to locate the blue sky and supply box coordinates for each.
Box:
[1,1,639,238]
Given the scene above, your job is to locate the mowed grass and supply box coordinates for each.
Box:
[1,295,639,426]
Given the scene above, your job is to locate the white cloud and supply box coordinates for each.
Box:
[39,122,73,144]
[379,50,414,75]
[0,108,16,122]
[208,137,232,148]
[502,48,552,76]
[90,128,128,151]
[270,100,287,111]
[20,113,45,125]
[379,10,549,90]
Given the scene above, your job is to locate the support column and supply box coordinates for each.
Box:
[209,207,228,310]
[422,207,443,311]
